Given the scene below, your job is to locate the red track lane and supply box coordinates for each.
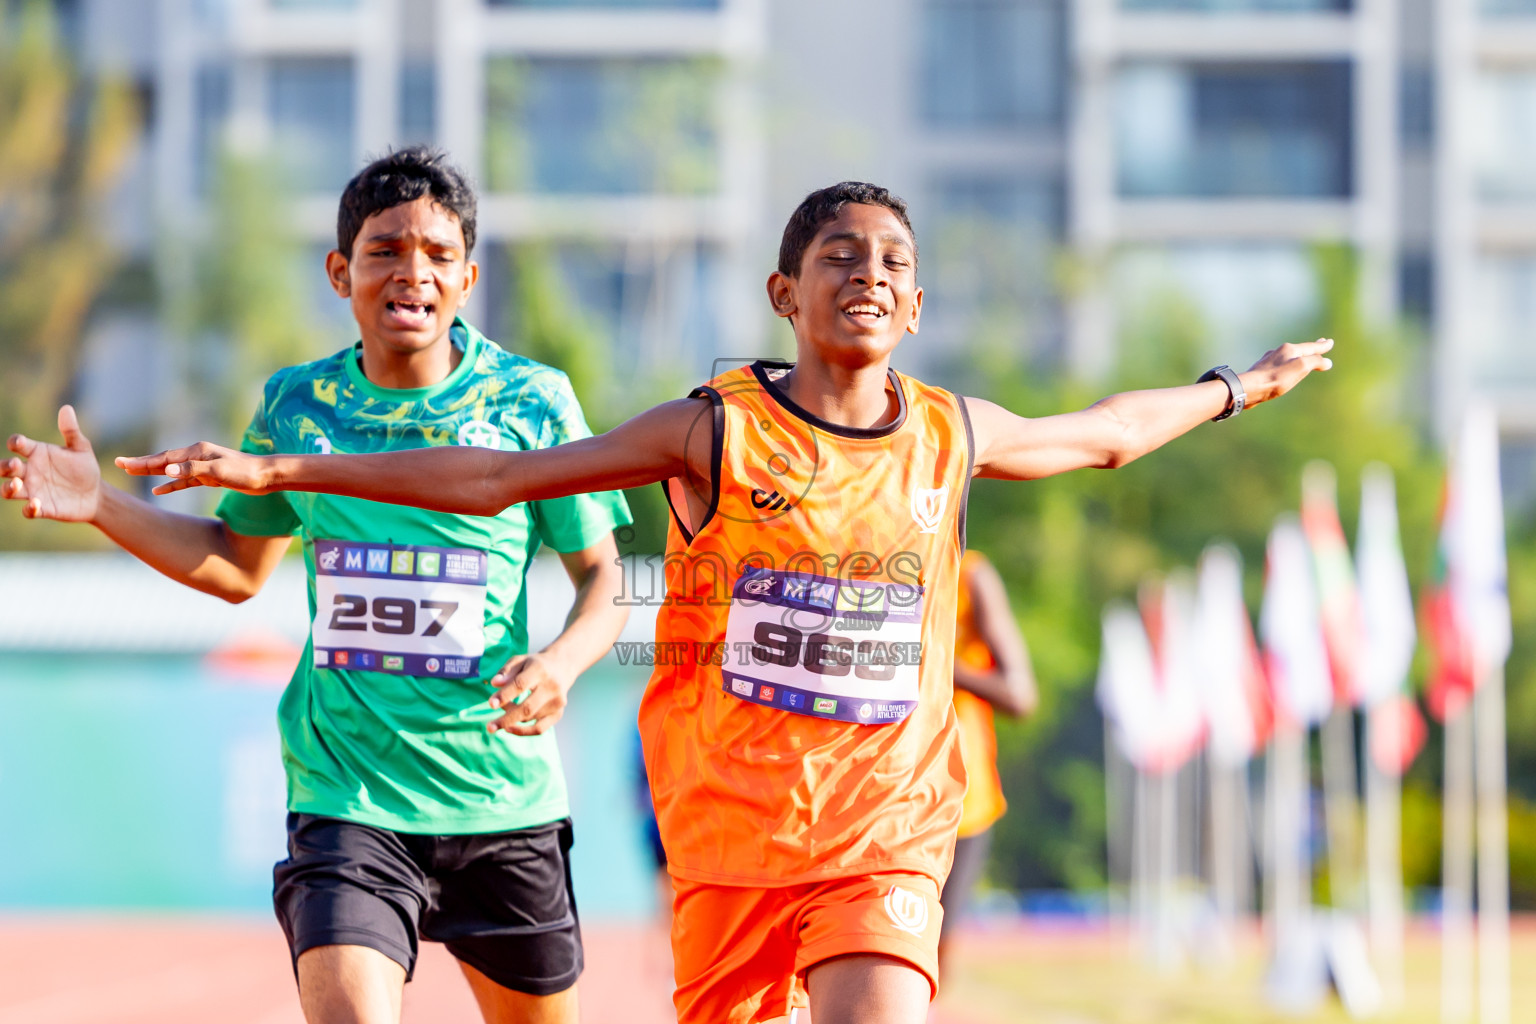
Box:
[0,917,985,1024]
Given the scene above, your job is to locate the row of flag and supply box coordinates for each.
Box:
[1098,405,1511,776]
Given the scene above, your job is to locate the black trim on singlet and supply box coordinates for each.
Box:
[659,385,724,544]
[750,360,908,439]
[956,394,976,552]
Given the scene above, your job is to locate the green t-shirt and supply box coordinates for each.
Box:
[217,320,631,834]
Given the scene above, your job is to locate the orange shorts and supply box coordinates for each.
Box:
[669,872,943,1024]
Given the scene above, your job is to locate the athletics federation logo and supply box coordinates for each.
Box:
[457,419,502,449]
[318,548,340,571]
[910,484,949,534]
[743,576,774,597]
[884,885,929,937]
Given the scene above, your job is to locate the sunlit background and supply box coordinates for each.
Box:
[3,0,1536,1021]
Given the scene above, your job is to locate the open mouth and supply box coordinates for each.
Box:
[386,299,435,326]
[841,302,888,323]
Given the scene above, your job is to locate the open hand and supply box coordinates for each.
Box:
[485,652,575,737]
[116,442,274,495]
[1240,338,1335,406]
[3,406,103,522]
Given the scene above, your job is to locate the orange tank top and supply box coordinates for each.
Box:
[954,550,1008,838]
[639,361,973,886]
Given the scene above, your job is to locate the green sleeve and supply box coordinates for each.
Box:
[529,372,632,553]
[215,388,301,538]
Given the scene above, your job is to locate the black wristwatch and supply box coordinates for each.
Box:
[1197,365,1246,421]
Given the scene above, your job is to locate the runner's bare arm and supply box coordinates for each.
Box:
[952,558,1037,718]
[967,339,1333,481]
[3,406,290,602]
[117,397,713,514]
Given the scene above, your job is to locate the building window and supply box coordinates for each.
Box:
[1121,0,1349,10]
[1471,255,1536,388]
[1400,65,1434,149]
[921,0,1064,130]
[1114,244,1319,363]
[1483,0,1536,16]
[921,175,1064,363]
[487,0,720,6]
[1475,71,1536,202]
[484,58,719,194]
[491,241,723,387]
[399,62,435,145]
[1116,61,1352,198]
[194,62,231,196]
[268,58,356,192]
[1399,252,1432,325]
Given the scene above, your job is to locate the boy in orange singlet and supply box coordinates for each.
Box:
[95,182,1333,1024]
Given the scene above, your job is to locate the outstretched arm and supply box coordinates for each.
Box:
[118,397,713,514]
[3,406,290,602]
[969,339,1333,481]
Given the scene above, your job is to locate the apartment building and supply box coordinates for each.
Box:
[49,0,1536,498]
[66,0,768,431]
[1439,0,1536,496]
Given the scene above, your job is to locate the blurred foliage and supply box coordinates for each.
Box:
[499,243,673,555]
[171,153,327,440]
[960,244,1536,893]
[484,57,720,195]
[0,0,137,549]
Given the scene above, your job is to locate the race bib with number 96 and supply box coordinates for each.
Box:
[311,539,489,678]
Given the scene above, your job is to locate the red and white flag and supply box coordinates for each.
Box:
[1301,461,1367,707]
[1425,404,1511,721]
[1356,464,1425,774]
[1262,516,1334,727]
[1098,586,1206,774]
[1196,543,1273,766]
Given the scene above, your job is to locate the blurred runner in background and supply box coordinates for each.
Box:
[940,549,1037,974]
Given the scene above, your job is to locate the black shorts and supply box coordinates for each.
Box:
[273,813,583,996]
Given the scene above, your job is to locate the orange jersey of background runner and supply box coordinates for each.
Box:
[640,362,972,887]
[953,550,1009,839]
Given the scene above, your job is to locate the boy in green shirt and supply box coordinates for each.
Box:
[3,147,629,1024]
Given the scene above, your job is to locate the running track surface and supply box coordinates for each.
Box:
[0,917,986,1024]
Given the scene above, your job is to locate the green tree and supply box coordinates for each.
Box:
[0,0,138,548]
[962,246,1464,892]
[173,153,326,439]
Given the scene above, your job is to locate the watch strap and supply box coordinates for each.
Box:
[1197,365,1246,421]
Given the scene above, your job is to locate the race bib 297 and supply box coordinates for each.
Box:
[311,540,488,679]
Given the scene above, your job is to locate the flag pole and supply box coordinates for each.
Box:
[1210,757,1239,948]
[1364,709,1406,1010]
[1156,766,1178,970]
[1320,707,1364,913]
[1133,764,1152,956]
[1442,703,1475,1024]
[1105,716,1132,921]
[1269,723,1308,956]
[1475,669,1510,1024]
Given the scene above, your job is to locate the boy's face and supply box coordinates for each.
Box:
[766,203,922,368]
[325,195,479,356]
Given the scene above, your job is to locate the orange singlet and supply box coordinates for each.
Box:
[639,361,973,1022]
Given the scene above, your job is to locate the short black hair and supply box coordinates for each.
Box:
[777,181,917,278]
[336,146,478,258]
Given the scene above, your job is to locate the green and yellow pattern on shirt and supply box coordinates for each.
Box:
[217,319,631,834]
